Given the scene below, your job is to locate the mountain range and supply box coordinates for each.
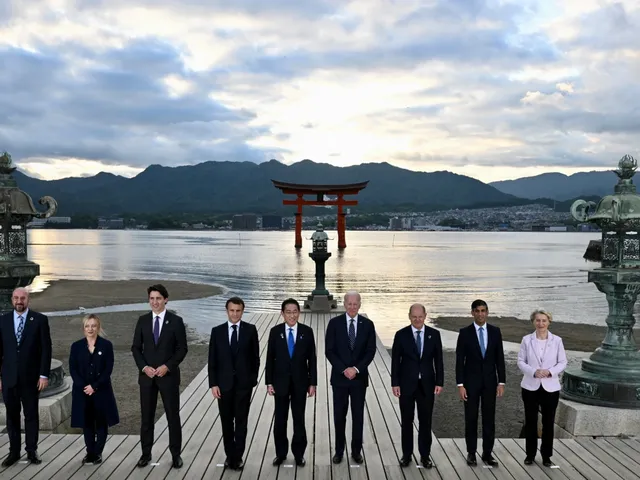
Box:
[490,170,618,201]
[14,159,524,216]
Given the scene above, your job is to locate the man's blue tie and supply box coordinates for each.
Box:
[348,318,356,351]
[415,330,422,358]
[288,327,295,358]
[479,327,486,358]
[16,315,24,344]
[153,316,160,345]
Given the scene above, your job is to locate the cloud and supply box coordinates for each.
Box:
[0,0,639,182]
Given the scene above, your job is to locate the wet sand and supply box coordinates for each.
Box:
[30,279,223,312]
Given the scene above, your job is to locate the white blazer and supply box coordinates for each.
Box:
[517,332,567,392]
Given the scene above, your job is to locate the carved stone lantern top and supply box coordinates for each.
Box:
[311,222,328,253]
[571,155,640,269]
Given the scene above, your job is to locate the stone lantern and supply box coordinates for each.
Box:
[563,154,640,408]
[0,152,67,405]
[304,222,337,312]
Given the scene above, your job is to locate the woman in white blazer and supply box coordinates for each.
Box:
[517,309,567,467]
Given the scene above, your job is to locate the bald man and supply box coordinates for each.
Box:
[391,304,443,468]
[0,287,52,467]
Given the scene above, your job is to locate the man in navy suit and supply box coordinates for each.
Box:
[391,304,443,468]
[455,299,506,467]
[266,298,317,467]
[325,291,376,465]
[208,297,260,471]
[0,287,52,467]
[131,284,188,469]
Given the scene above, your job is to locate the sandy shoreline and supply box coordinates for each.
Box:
[30,279,223,312]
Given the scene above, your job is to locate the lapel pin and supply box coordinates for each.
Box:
[300,334,304,339]
[165,321,169,325]
[428,335,431,339]
[29,317,33,321]
[280,333,284,339]
[98,351,102,355]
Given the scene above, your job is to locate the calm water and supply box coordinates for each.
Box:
[27,230,604,345]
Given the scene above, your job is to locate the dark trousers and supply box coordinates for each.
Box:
[83,396,108,456]
[464,386,497,456]
[400,382,434,458]
[522,387,560,459]
[140,380,181,458]
[332,384,366,456]
[2,380,39,454]
[218,386,253,463]
[273,382,308,459]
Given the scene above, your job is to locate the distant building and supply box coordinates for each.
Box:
[232,214,258,230]
[389,217,402,230]
[98,217,125,229]
[262,215,283,230]
[47,216,71,224]
[27,218,47,228]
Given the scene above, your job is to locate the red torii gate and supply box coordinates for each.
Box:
[271,180,369,249]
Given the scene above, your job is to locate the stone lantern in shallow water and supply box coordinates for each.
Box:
[564,154,640,408]
[304,222,338,312]
[0,151,65,399]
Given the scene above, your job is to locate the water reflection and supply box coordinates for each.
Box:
[27,230,606,344]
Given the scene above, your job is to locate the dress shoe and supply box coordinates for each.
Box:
[172,456,183,469]
[351,452,364,464]
[234,459,244,470]
[82,454,96,464]
[524,456,534,465]
[2,453,20,468]
[93,455,102,464]
[421,456,433,469]
[399,455,412,467]
[466,453,477,466]
[272,456,286,466]
[224,458,232,468]
[482,454,499,467]
[543,457,553,467]
[137,455,151,468]
[332,454,343,464]
[295,457,306,467]
[27,453,42,465]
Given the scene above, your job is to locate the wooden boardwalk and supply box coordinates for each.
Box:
[1,312,639,479]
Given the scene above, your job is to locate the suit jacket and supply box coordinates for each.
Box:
[69,336,120,427]
[325,313,376,388]
[131,311,188,387]
[391,325,444,393]
[518,332,567,392]
[208,320,260,392]
[0,310,52,389]
[455,323,506,391]
[265,323,317,395]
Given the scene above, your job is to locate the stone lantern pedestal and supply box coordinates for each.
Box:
[304,223,338,312]
[557,154,640,437]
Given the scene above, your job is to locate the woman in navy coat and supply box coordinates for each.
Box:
[69,314,119,464]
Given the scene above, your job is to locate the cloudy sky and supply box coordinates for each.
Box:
[1,0,639,182]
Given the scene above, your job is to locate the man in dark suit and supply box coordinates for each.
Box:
[455,299,506,467]
[131,284,188,469]
[208,296,260,471]
[0,287,52,467]
[266,298,317,467]
[391,304,444,469]
[325,290,376,465]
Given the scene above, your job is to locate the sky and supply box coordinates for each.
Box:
[1,0,640,183]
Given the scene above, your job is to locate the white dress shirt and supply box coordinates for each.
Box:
[152,310,167,336]
[346,314,358,336]
[285,323,298,343]
[228,320,241,343]
[474,322,488,351]
[411,325,424,357]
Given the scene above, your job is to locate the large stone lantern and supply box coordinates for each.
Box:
[563,154,640,408]
[304,222,337,312]
[0,152,57,311]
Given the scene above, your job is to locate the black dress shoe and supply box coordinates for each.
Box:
[273,456,285,466]
[351,452,364,464]
[421,456,433,468]
[2,453,20,468]
[482,454,499,467]
[295,457,306,467]
[235,459,244,470]
[172,456,183,469]
[543,458,553,467]
[82,454,95,464]
[137,455,151,468]
[524,456,534,465]
[332,454,343,464]
[27,453,42,465]
[224,458,231,468]
[93,455,102,464]
[466,453,477,466]
[399,455,412,467]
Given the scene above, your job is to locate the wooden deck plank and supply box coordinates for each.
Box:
[4,434,57,480]
[439,439,479,480]
[313,313,332,480]
[560,439,624,480]
[603,438,640,469]
[512,438,586,480]
[83,435,139,480]
[12,435,82,480]
[497,438,562,480]
[575,438,640,480]
[65,434,126,480]
[491,439,541,480]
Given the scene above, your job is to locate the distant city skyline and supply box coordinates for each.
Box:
[2,1,639,183]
